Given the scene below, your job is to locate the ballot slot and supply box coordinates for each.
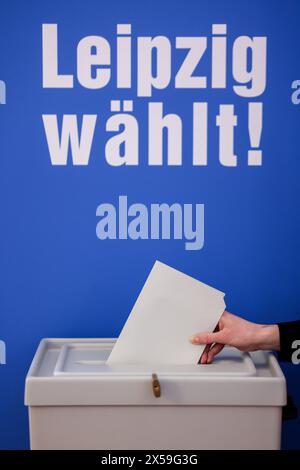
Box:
[53,342,257,377]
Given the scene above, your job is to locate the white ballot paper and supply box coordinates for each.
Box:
[107,260,226,365]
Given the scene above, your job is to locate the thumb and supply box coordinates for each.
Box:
[189,330,225,345]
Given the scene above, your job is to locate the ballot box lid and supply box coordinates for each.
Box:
[25,338,286,407]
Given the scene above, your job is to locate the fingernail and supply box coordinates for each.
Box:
[190,336,199,343]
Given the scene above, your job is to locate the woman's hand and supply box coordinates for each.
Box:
[189,310,280,364]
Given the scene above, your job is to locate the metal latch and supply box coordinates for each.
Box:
[152,373,161,398]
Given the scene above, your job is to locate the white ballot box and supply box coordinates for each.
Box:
[25,338,286,450]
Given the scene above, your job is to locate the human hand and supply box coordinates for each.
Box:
[190,310,280,364]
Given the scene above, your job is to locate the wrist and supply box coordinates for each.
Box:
[256,324,280,351]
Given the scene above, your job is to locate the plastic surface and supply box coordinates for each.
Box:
[53,342,256,376]
[29,405,283,450]
[25,338,287,407]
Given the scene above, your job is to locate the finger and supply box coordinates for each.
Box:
[207,343,225,364]
[200,343,211,364]
[205,324,221,358]
[190,330,225,345]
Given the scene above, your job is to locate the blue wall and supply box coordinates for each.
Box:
[0,0,299,449]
